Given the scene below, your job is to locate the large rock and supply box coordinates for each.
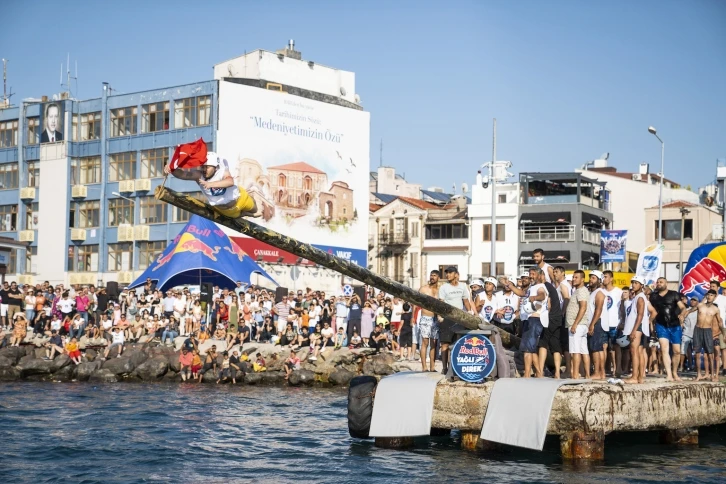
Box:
[85,348,98,361]
[76,361,103,381]
[372,352,395,367]
[0,355,14,368]
[16,355,54,376]
[50,354,71,372]
[327,347,356,365]
[168,352,182,373]
[0,366,20,381]
[288,369,315,386]
[89,369,119,383]
[134,357,168,381]
[241,346,258,356]
[102,357,136,375]
[362,360,375,376]
[164,371,179,382]
[128,350,149,368]
[260,371,285,385]
[0,346,25,364]
[53,364,76,381]
[328,368,355,386]
[373,361,394,376]
[244,372,263,385]
[201,369,218,383]
[265,356,284,372]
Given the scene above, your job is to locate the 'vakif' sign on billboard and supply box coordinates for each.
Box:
[217,81,370,266]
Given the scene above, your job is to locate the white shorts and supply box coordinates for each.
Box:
[569,324,589,355]
[1,304,7,317]
[276,319,287,333]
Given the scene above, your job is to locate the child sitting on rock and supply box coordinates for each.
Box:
[333,327,346,349]
[65,337,82,365]
[253,352,266,372]
[349,330,362,349]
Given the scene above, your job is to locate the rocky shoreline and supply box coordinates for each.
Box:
[0,340,425,387]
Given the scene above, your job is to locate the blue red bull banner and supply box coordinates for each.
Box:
[636,243,664,286]
[680,241,726,301]
[600,230,627,262]
[128,215,277,290]
[451,334,497,383]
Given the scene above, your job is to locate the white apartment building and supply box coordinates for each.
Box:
[579,158,697,255]
[467,172,520,279]
[369,166,422,202]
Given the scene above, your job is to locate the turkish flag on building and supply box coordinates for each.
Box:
[169,138,208,171]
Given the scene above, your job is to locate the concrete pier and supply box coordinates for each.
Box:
[428,380,726,460]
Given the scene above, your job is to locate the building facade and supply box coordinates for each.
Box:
[644,200,722,289]
[0,80,217,286]
[518,172,613,273]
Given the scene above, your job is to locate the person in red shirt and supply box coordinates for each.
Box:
[179,348,194,382]
[217,301,229,330]
[75,288,90,330]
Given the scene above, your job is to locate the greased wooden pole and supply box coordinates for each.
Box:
[155,185,493,333]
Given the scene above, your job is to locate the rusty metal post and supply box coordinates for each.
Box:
[560,431,605,461]
[155,186,497,333]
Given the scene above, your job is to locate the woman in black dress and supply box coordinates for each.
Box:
[398,303,413,360]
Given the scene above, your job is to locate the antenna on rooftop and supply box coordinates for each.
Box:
[61,53,78,98]
[2,59,14,107]
[379,139,383,168]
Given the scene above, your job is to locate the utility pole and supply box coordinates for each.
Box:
[491,119,497,277]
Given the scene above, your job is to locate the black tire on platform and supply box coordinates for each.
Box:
[348,375,378,439]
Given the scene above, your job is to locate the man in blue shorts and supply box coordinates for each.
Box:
[649,277,688,382]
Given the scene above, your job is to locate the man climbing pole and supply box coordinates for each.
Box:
[163,138,259,219]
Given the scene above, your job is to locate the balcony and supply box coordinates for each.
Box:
[520,172,609,210]
[582,226,601,245]
[520,225,575,243]
[378,233,410,246]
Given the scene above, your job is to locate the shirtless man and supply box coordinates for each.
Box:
[533,248,555,284]
[693,290,722,382]
[417,270,440,372]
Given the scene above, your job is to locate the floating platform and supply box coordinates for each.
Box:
[375,379,726,460]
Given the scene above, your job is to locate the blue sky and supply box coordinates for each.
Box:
[2,0,724,192]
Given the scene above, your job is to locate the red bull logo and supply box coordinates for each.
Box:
[224,242,249,262]
[153,233,220,271]
[503,306,514,322]
[680,242,726,300]
[452,334,496,382]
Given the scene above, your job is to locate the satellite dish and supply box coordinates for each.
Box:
[340,86,347,96]
[354,94,361,104]
[600,152,610,160]
[461,182,469,194]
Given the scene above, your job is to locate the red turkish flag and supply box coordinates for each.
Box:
[169,138,208,171]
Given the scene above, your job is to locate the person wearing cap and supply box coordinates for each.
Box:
[469,279,485,312]
[437,266,472,376]
[493,276,520,336]
[474,278,499,325]
[624,276,650,384]
[164,151,258,219]
[587,270,609,380]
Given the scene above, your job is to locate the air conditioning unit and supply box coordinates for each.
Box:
[72,185,88,198]
[118,180,135,193]
[135,178,151,192]
[117,224,134,242]
[70,228,87,241]
[18,230,34,242]
[134,225,150,241]
[117,271,133,284]
[18,275,33,285]
[20,187,36,200]
[631,174,641,181]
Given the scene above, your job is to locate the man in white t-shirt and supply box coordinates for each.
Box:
[602,270,623,376]
[494,276,520,335]
[390,298,404,331]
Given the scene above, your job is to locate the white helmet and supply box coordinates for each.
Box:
[616,334,630,348]
[485,277,498,287]
[521,299,535,315]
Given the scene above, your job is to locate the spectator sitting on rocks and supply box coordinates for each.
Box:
[161,316,179,346]
[9,313,28,346]
[349,330,362,349]
[198,328,210,343]
[84,318,100,340]
[321,321,334,349]
[213,324,227,341]
[198,345,218,382]
[46,313,62,337]
[389,327,400,354]
[183,331,199,352]
[102,327,125,360]
[333,327,346,349]
[253,352,266,372]
[131,314,145,342]
[229,350,243,384]
[369,324,388,353]
[258,318,274,343]
[291,327,310,351]
[284,350,301,380]
[101,315,114,341]
[191,349,202,379]
[179,348,193,382]
[117,314,130,337]
[68,314,84,340]
[65,337,82,365]
[217,352,231,384]
[280,322,296,346]
[43,329,64,360]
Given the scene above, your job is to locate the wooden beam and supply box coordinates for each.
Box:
[155,185,488,332]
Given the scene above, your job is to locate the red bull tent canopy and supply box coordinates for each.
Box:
[129,215,277,291]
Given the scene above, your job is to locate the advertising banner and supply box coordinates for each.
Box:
[451,334,497,383]
[600,230,627,262]
[41,101,64,143]
[217,82,370,266]
[635,243,664,286]
[680,241,726,301]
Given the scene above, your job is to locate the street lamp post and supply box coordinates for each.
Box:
[678,206,691,283]
[648,126,665,245]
